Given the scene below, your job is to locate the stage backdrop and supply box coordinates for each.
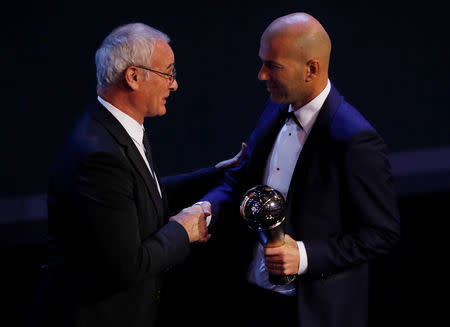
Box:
[1,2,448,327]
[1,0,449,197]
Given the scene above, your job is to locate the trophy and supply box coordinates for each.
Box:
[240,185,296,285]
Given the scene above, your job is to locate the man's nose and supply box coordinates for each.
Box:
[170,78,178,91]
[258,65,269,81]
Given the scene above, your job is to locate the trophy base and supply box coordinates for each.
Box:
[269,273,297,285]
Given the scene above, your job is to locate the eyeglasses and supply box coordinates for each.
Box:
[135,65,177,85]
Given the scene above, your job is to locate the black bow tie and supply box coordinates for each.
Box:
[283,110,303,130]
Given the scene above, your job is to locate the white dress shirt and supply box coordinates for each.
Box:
[97,96,162,197]
[247,80,331,295]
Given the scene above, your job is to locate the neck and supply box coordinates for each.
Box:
[292,78,328,111]
[98,85,144,125]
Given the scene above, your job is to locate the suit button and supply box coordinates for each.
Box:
[156,289,161,300]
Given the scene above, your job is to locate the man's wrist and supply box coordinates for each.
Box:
[194,201,212,226]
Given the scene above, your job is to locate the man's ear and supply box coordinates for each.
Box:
[124,66,140,90]
[305,59,320,82]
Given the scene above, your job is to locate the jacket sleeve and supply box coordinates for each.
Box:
[70,151,190,290]
[304,131,401,277]
[199,146,254,231]
[198,102,278,228]
[161,166,224,215]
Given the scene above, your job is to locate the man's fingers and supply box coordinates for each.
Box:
[237,142,247,158]
[264,256,283,265]
[264,246,284,256]
[266,266,284,275]
[196,234,211,243]
[194,201,211,217]
[200,202,211,216]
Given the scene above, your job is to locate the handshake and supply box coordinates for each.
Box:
[169,201,211,243]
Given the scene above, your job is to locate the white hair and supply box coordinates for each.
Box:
[95,23,170,88]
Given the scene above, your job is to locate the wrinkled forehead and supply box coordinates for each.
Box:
[151,40,175,68]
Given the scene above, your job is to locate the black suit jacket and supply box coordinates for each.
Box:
[203,85,401,326]
[46,101,222,327]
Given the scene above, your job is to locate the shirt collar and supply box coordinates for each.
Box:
[289,79,331,134]
[97,96,145,146]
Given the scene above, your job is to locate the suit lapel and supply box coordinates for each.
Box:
[89,101,165,220]
[284,85,343,232]
[247,101,289,183]
[289,85,342,185]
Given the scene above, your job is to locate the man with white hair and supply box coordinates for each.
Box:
[45,23,244,327]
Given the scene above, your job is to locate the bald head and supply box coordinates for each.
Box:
[262,13,331,74]
[258,13,331,108]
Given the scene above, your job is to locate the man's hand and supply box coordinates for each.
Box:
[264,234,300,275]
[194,201,211,217]
[215,142,247,170]
[169,204,210,243]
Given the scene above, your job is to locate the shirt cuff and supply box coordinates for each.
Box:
[297,241,308,275]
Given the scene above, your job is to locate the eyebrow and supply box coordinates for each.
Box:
[263,60,283,67]
[259,54,280,66]
[167,63,175,69]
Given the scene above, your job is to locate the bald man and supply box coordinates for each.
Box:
[200,13,401,327]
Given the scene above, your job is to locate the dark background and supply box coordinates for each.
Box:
[1,0,448,326]
[2,0,449,196]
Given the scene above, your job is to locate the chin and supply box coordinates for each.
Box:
[158,106,167,116]
[270,94,287,104]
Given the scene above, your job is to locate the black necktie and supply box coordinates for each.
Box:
[142,132,162,198]
[142,131,156,173]
[284,111,303,130]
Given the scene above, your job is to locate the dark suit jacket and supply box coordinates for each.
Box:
[203,85,401,327]
[46,101,222,327]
